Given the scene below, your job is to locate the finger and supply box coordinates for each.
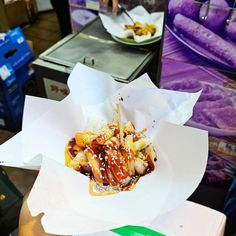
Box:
[102,0,109,4]
[112,0,119,15]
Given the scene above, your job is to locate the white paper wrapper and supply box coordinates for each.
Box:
[0,63,208,235]
[99,6,164,43]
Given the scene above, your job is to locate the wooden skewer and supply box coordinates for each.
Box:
[136,128,147,137]
[116,103,124,146]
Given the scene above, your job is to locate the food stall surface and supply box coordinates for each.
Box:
[33,17,161,100]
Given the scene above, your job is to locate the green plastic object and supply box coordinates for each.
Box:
[111,225,166,236]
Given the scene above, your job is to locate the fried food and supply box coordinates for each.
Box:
[65,107,157,196]
[124,21,157,37]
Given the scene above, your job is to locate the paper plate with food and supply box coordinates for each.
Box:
[99,6,164,45]
[0,64,208,235]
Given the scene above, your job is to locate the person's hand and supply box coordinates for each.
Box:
[111,0,118,15]
[103,0,119,15]
[19,194,61,236]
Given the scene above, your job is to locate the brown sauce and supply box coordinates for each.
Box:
[65,125,156,196]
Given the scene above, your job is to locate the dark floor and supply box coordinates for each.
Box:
[1,10,61,196]
[23,10,61,56]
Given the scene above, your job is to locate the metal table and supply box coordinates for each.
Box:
[33,17,162,100]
